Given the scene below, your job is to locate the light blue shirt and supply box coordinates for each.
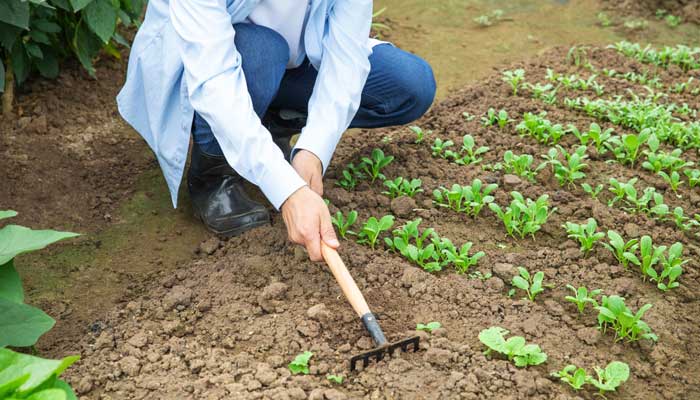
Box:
[117,0,373,209]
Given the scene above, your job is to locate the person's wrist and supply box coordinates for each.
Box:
[281,184,309,211]
[293,149,322,169]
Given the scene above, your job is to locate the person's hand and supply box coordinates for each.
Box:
[281,186,339,261]
[292,149,323,196]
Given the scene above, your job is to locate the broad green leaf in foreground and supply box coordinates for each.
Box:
[0,225,79,265]
[0,348,79,396]
[0,0,30,29]
[0,211,17,221]
[0,260,24,303]
[0,298,55,347]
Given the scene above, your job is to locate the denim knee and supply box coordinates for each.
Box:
[233,23,290,72]
[403,57,437,123]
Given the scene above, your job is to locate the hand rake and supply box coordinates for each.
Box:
[321,243,420,371]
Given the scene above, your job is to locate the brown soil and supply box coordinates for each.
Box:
[604,0,700,24]
[66,46,700,399]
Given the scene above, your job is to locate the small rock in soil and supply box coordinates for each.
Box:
[623,222,640,238]
[198,237,221,255]
[485,276,505,291]
[162,285,193,310]
[390,196,416,217]
[94,331,115,350]
[127,331,148,348]
[491,263,516,281]
[424,347,454,365]
[503,174,522,187]
[356,336,373,350]
[119,356,141,376]
[297,320,320,338]
[255,363,278,386]
[307,303,331,322]
[337,343,351,353]
[576,327,600,345]
[260,282,288,300]
[324,389,348,400]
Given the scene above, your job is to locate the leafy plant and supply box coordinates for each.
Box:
[385,219,442,272]
[409,125,430,144]
[626,235,666,282]
[552,361,629,394]
[357,215,395,250]
[481,108,511,128]
[685,169,700,188]
[542,146,589,187]
[565,285,601,313]
[479,326,547,367]
[498,151,542,181]
[563,218,605,255]
[582,183,603,199]
[455,134,489,165]
[431,138,454,158]
[288,351,313,375]
[516,112,566,145]
[658,171,682,193]
[0,348,80,399]
[432,179,498,217]
[602,230,639,269]
[568,123,613,154]
[511,266,545,301]
[382,177,423,199]
[655,242,686,291]
[416,321,442,332]
[605,129,652,167]
[326,374,344,384]
[361,148,394,183]
[672,207,700,231]
[502,69,526,96]
[442,242,485,274]
[336,163,364,190]
[489,192,555,239]
[551,365,589,390]
[596,295,657,342]
[331,210,358,239]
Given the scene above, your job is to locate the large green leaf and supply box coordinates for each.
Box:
[10,41,30,86]
[0,22,22,51]
[69,0,94,12]
[0,225,79,266]
[85,0,117,43]
[54,380,77,400]
[35,47,59,79]
[0,299,55,347]
[0,349,79,395]
[0,0,30,30]
[48,0,73,11]
[25,388,67,400]
[0,260,24,303]
[73,21,102,77]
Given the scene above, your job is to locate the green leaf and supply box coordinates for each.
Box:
[512,276,529,291]
[11,41,30,86]
[48,0,72,11]
[85,0,117,43]
[0,0,30,29]
[326,374,343,384]
[604,361,629,385]
[478,326,508,353]
[0,22,22,51]
[35,47,59,79]
[73,21,102,76]
[69,0,94,11]
[25,388,67,400]
[0,260,24,303]
[53,380,77,400]
[0,349,79,395]
[0,299,55,347]
[288,351,313,375]
[0,225,79,266]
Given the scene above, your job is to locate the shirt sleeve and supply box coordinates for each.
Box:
[170,0,306,210]
[292,0,373,172]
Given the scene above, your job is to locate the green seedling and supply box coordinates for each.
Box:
[665,14,682,27]
[511,266,545,302]
[326,374,344,384]
[431,138,455,158]
[469,271,493,280]
[361,148,394,183]
[563,218,605,255]
[642,142,692,174]
[332,210,358,239]
[409,125,430,144]
[382,177,423,199]
[551,365,589,390]
[602,230,638,269]
[416,321,442,332]
[481,108,512,128]
[443,242,485,274]
[336,163,364,190]
[626,235,666,282]
[516,112,566,145]
[565,285,602,314]
[596,295,657,342]
[288,351,313,375]
[568,122,613,154]
[526,82,554,99]
[462,111,476,121]
[386,219,442,272]
[589,361,630,395]
[489,192,555,239]
[454,134,489,165]
[502,69,526,96]
[473,9,504,27]
[390,218,434,251]
[607,177,637,207]
[542,145,589,187]
[655,242,687,291]
[605,129,652,167]
[499,151,542,181]
[357,215,395,250]
[479,326,547,367]
[658,171,682,193]
[685,169,700,188]
[582,183,603,199]
[432,179,498,217]
[672,207,700,231]
[597,11,613,27]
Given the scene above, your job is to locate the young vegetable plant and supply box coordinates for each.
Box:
[416,321,442,332]
[499,151,542,181]
[596,295,657,342]
[332,210,358,239]
[357,215,395,250]
[551,365,589,390]
[432,179,498,217]
[543,145,589,187]
[431,138,455,158]
[489,192,555,239]
[516,112,566,145]
[685,169,700,188]
[511,267,546,301]
[479,326,548,367]
[588,361,630,395]
[651,241,687,291]
[605,129,652,167]
[672,207,700,231]
[336,163,364,190]
[582,183,603,199]
[565,285,601,313]
[502,69,526,96]
[361,148,394,183]
[288,351,313,375]
[481,108,512,128]
[382,177,423,199]
[455,134,489,165]
[443,242,485,274]
[658,171,683,193]
[326,375,344,384]
[602,230,639,268]
[563,218,605,255]
[625,235,666,282]
[409,125,430,144]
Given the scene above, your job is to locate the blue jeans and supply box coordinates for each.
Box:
[192,23,437,156]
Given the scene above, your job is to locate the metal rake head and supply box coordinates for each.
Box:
[349,336,420,371]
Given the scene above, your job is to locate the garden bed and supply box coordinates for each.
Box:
[67,45,700,399]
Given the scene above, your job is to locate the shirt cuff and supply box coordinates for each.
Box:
[257,155,307,210]
[291,126,340,174]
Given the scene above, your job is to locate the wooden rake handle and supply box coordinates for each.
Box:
[321,242,371,318]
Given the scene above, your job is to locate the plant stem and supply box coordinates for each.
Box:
[2,57,14,116]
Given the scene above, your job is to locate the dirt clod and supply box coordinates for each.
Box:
[162,285,193,310]
[390,195,416,217]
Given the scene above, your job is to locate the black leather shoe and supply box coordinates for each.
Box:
[263,109,307,161]
[187,145,270,237]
